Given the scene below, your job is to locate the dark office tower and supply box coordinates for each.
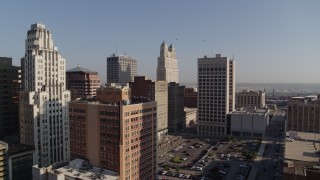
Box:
[66,65,101,100]
[0,57,21,141]
[168,82,186,132]
[106,54,137,84]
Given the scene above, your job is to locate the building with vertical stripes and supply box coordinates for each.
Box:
[20,24,70,167]
[197,54,235,136]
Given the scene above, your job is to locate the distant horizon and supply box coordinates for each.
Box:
[180,82,320,85]
[1,1,320,84]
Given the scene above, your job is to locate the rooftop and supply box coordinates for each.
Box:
[285,139,320,162]
[8,143,33,155]
[184,108,197,113]
[0,141,8,151]
[230,108,269,116]
[71,96,153,106]
[287,131,320,141]
[236,89,265,94]
[37,158,119,180]
[67,65,96,73]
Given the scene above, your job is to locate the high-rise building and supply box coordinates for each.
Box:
[184,87,197,108]
[106,54,137,84]
[7,144,34,180]
[129,76,168,139]
[20,24,71,167]
[287,95,320,133]
[0,141,8,179]
[197,54,235,136]
[0,57,21,141]
[236,90,266,109]
[69,85,157,180]
[157,41,179,83]
[168,82,186,132]
[66,65,101,100]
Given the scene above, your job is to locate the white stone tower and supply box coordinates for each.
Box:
[157,41,179,83]
[20,24,71,167]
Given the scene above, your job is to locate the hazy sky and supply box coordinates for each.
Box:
[1,1,320,84]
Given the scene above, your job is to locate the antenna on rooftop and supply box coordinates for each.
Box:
[116,41,118,55]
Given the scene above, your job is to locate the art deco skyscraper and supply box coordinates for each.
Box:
[157,41,179,83]
[20,24,71,167]
[197,54,235,136]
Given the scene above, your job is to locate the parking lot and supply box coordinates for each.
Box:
[158,136,261,180]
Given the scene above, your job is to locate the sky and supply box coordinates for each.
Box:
[1,0,320,84]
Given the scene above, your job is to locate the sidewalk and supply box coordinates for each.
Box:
[247,141,266,180]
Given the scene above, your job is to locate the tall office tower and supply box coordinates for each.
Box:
[20,24,71,167]
[106,54,137,84]
[69,85,157,180]
[66,65,101,100]
[287,95,320,133]
[168,82,186,132]
[236,90,266,109]
[129,76,168,139]
[157,41,179,83]
[0,57,21,141]
[197,54,235,136]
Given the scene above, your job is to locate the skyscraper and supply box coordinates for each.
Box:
[129,76,168,139]
[20,24,71,167]
[66,65,101,100]
[197,54,235,136]
[0,57,21,141]
[106,54,137,84]
[157,41,179,83]
[69,85,157,180]
[168,82,186,132]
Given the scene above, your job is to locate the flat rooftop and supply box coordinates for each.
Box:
[285,140,320,162]
[49,159,119,180]
[71,96,154,106]
[0,141,8,151]
[184,108,197,113]
[8,143,33,155]
[287,131,320,141]
[230,108,268,116]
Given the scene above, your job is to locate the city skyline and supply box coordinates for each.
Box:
[1,1,320,84]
